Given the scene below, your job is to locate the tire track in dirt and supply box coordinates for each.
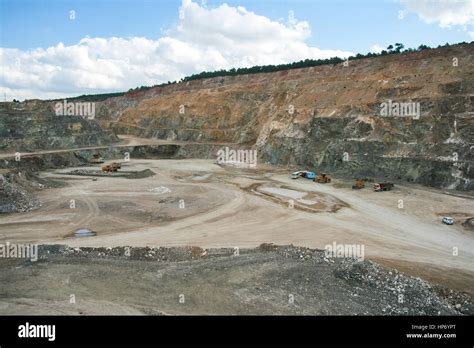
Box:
[64,184,247,246]
[74,194,100,230]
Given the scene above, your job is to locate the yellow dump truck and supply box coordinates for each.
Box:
[101,162,121,172]
[89,154,104,164]
[352,179,365,189]
[373,182,394,191]
[314,173,331,183]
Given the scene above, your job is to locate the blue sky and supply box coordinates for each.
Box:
[1,0,471,52]
[1,0,473,99]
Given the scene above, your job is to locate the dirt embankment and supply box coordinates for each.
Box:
[0,244,471,315]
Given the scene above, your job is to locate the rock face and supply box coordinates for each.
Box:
[92,43,473,190]
[1,44,472,190]
[0,100,118,152]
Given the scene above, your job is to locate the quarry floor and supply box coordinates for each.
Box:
[0,158,473,302]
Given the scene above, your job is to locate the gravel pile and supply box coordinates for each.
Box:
[462,217,474,231]
[39,245,233,261]
[0,174,41,213]
[333,259,474,315]
[432,286,474,315]
[65,169,155,179]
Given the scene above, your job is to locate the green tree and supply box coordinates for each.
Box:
[394,43,404,52]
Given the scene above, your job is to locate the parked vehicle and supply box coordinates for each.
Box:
[352,179,365,189]
[291,171,303,179]
[89,154,104,164]
[314,173,331,183]
[291,171,316,180]
[442,217,454,225]
[111,162,122,169]
[373,182,394,191]
[101,162,121,172]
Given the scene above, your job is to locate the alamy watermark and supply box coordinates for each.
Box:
[0,242,38,262]
[216,147,257,168]
[55,99,95,119]
[18,322,55,341]
[324,241,365,261]
[380,99,420,119]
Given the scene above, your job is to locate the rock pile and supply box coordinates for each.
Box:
[0,173,40,213]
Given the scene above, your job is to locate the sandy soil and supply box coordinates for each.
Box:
[0,159,473,295]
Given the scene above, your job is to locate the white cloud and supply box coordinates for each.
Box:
[0,0,353,100]
[370,44,385,53]
[400,0,474,28]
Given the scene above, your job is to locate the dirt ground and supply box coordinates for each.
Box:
[0,245,471,315]
[0,158,473,304]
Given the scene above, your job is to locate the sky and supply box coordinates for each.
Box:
[0,0,473,100]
